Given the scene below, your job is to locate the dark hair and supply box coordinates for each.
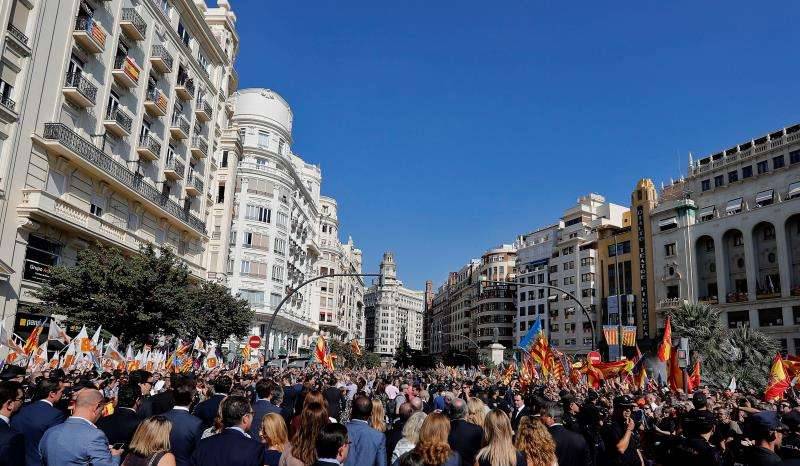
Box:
[213,376,233,395]
[221,395,252,428]
[33,379,61,401]
[128,370,153,386]
[117,384,142,409]
[0,381,22,407]
[256,379,272,399]
[173,378,196,407]
[399,450,426,466]
[270,384,283,404]
[315,423,348,459]
[351,395,372,420]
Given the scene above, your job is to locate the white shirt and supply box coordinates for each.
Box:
[173,406,190,411]
[226,426,251,438]
[0,414,9,426]
[317,458,341,466]
[70,416,96,428]
[41,399,54,407]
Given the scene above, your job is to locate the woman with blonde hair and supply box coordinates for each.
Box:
[465,397,487,427]
[391,411,427,464]
[122,416,176,466]
[514,417,557,466]
[475,409,525,466]
[260,413,288,466]
[279,401,330,466]
[412,412,460,466]
[370,398,387,433]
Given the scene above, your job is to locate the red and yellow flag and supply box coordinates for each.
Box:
[764,353,791,402]
[657,316,672,362]
[350,339,362,356]
[667,347,684,391]
[23,326,43,355]
[688,360,701,392]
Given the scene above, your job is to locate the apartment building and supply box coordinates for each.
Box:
[316,196,365,344]
[364,252,424,358]
[0,0,238,332]
[428,260,480,355]
[474,245,517,348]
[226,88,322,358]
[514,225,558,345]
[652,124,800,353]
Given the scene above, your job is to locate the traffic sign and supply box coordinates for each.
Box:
[588,351,601,365]
[248,335,261,349]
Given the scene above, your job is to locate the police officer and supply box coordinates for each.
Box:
[665,409,722,466]
[600,395,643,466]
[741,411,786,466]
[780,410,800,460]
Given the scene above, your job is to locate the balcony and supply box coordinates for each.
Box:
[73,16,106,54]
[112,56,141,88]
[39,123,205,235]
[144,88,168,116]
[63,71,97,108]
[170,115,189,140]
[150,45,173,74]
[190,136,208,158]
[175,77,194,101]
[136,134,161,161]
[119,8,146,41]
[185,173,203,196]
[0,93,17,122]
[6,23,30,56]
[195,99,212,122]
[163,157,185,180]
[103,106,133,137]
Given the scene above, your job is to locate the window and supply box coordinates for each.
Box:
[197,53,210,74]
[658,217,678,231]
[519,306,526,317]
[564,338,576,346]
[276,211,288,228]
[272,264,284,282]
[581,288,595,298]
[742,165,753,178]
[90,203,103,217]
[794,307,800,325]
[581,273,595,283]
[564,217,581,227]
[258,131,269,148]
[217,184,225,203]
[755,189,774,208]
[245,205,270,223]
[733,233,744,247]
[757,160,769,174]
[728,310,750,328]
[792,150,800,165]
[666,285,679,299]
[725,198,743,215]
[774,155,785,169]
[789,181,800,199]
[177,21,190,46]
[564,261,575,270]
[562,246,574,255]
[728,170,738,183]
[278,138,285,155]
[701,179,711,191]
[221,150,228,167]
[563,276,575,285]
[714,175,724,188]
[665,243,676,257]
[580,257,595,267]
[608,241,631,257]
[238,289,264,307]
[274,238,286,255]
[698,205,716,222]
[758,308,783,327]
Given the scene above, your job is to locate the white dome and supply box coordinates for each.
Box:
[231,88,293,136]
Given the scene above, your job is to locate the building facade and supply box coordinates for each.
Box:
[364,252,424,358]
[475,245,517,348]
[514,225,558,345]
[0,0,238,332]
[652,124,800,354]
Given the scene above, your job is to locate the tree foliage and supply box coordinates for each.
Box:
[34,243,253,345]
[329,339,381,368]
[666,302,777,390]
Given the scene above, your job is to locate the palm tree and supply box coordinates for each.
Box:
[665,302,776,390]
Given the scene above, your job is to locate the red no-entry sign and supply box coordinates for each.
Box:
[248,335,261,349]
[588,351,601,365]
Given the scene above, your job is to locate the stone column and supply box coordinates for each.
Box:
[776,217,792,298]
[713,234,728,302]
[743,228,758,301]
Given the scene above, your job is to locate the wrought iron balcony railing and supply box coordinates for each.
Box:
[7,23,28,45]
[64,71,98,105]
[105,106,133,133]
[120,8,146,39]
[150,44,173,71]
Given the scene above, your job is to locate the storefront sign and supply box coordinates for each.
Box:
[23,259,51,283]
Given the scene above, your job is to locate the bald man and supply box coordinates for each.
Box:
[39,389,122,466]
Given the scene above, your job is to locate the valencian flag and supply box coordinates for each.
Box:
[603,326,618,346]
[688,360,701,392]
[657,316,672,362]
[764,352,791,402]
[519,320,549,376]
[350,339,362,356]
[622,326,637,347]
[23,326,43,355]
[314,336,334,370]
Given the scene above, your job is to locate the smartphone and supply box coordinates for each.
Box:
[112,443,125,450]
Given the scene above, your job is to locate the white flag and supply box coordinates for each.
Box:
[74,326,90,353]
[90,326,102,345]
[193,336,205,353]
[728,376,737,391]
[47,320,71,345]
[106,335,119,351]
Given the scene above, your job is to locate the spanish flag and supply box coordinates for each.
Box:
[314,336,329,366]
[657,316,672,362]
[764,353,791,402]
[350,339,362,356]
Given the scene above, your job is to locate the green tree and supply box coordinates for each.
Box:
[35,242,252,345]
[666,302,777,390]
[361,352,381,368]
[394,337,416,368]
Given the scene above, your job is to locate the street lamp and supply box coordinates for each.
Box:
[438,330,479,366]
[479,277,596,351]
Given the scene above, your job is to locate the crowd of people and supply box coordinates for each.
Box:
[0,363,798,466]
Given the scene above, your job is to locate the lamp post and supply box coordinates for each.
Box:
[479,278,596,351]
[438,330,479,365]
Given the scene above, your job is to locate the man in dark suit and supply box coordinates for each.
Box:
[510,393,532,434]
[149,373,178,416]
[193,375,232,429]
[386,402,412,463]
[163,378,203,466]
[323,376,343,421]
[191,395,264,466]
[542,403,592,466]
[11,378,66,466]
[313,423,350,466]
[97,384,142,447]
[249,379,282,439]
[344,395,386,466]
[447,398,483,466]
[0,380,25,466]
[129,370,156,419]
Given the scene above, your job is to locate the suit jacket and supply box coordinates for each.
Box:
[344,420,387,466]
[193,394,226,430]
[150,390,176,416]
[163,408,204,466]
[0,418,24,466]
[191,427,264,466]
[11,400,66,466]
[448,419,484,466]
[136,395,155,420]
[510,405,532,433]
[549,424,591,466]
[96,407,140,446]
[323,386,343,421]
[249,399,282,439]
[385,419,406,464]
[39,417,120,466]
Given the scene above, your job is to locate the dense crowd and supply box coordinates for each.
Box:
[0,363,799,466]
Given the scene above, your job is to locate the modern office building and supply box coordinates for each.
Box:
[0,0,238,332]
[514,225,558,345]
[652,124,800,353]
[364,252,424,358]
[225,87,322,357]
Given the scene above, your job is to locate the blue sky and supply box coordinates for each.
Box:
[232,0,800,290]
